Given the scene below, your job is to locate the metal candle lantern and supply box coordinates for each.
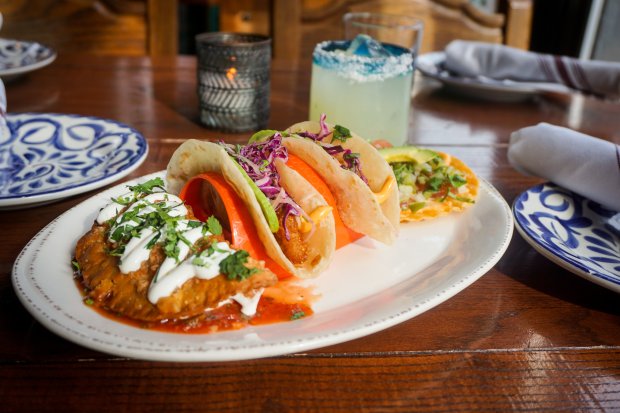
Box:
[195,33,271,133]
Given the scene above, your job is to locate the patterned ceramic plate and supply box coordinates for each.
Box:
[0,113,148,209]
[12,172,513,361]
[0,38,56,79]
[513,183,620,292]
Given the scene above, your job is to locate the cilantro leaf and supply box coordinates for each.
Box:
[128,177,166,195]
[332,125,351,142]
[207,216,223,236]
[448,172,467,188]
[290,310,305,320]
[71,259,81,273]
[219,250,258,281]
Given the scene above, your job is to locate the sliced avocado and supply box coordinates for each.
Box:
[231,160,280,233]
[248,129,279,144]
[379,146,439,164]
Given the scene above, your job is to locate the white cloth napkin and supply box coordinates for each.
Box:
[445,40,620,98]
[508,123,620,211]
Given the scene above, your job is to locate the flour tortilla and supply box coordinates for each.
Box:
[285,121,399,244]
[166,139,335,279]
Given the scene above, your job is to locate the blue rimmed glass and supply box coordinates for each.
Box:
[309,13,423,146]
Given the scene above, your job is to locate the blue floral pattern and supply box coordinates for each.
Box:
[0,38,55,72]
[514,183,620,288]
[0,113,147,202]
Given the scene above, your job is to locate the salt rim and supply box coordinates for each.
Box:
[313,40,413,83]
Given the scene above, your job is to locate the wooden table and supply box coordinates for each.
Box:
[2,54,620,412]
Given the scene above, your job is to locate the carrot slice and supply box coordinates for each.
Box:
[179,158,363,280]
[286,154,363,249]
[180,173,291,280]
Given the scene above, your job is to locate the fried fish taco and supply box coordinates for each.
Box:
[74,177,277,324]
[378,145,479,222]
[281,115,399,244]
[166,135,336,279]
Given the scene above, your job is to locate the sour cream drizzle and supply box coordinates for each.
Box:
[96,188,263,315]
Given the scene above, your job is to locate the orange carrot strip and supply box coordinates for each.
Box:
[286,154,363,249]
[180,173,291,280]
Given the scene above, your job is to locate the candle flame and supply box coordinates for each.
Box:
[226,67,237,81]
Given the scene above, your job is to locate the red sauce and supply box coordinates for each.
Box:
[75,278,313,334]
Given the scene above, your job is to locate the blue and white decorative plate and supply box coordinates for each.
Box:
[513,183,620,292]
[0,38,56,79]
[0,113,148,209]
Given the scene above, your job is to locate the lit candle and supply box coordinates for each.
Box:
[196,33,272,132]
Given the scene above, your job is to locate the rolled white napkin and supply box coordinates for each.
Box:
[445,40,620,98]
[508,123,620,211]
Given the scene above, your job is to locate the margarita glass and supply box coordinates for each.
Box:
[309,13,423,146]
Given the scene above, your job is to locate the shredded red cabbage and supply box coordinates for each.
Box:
[296,114,368,184]
[219,133,306,240]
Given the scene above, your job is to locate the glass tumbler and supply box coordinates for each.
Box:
[309,13,423,146]
[196,33,271,133]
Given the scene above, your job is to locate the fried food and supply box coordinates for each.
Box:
[166,137,336,279]
[74,178,277,323]
[285,116,400,245]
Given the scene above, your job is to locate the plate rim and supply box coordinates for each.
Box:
[416,51,540,95]
[0,112,149,207]
[12,172,514,361]
[512,182,620,293]
[0,38,57,77]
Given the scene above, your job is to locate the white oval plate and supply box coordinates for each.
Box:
[12,171,513,361]
[514,182,620,292]
[0,113,148,209]
[0,38,56,79]
[416,52,569,102]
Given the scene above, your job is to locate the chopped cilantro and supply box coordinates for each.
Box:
[191,244,228,267]
[84,298,94,306]
[219,250,257,281]
[127,177,166,195]
[112,195,133,206]
[448,193,475,203]
[71,259,81,273]
[187,221,202,228]
[332,125,351,142]
[192,255,206,267]
[448,172,467,188]
[427,175,445,191]
[206,216,223,236]
[290,310,305,320]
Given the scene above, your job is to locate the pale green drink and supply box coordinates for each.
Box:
[309,38,414,145]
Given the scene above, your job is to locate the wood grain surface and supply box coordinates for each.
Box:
[1,54,620,412]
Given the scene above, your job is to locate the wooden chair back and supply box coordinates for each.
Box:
[0,0,178,56]
[272,0,532,62]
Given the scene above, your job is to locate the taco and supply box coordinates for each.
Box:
[378,145,479,222]
[282,115,399,244]
[74,177,277,324]
[166,135,336,279]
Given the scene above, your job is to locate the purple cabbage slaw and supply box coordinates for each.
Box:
[296,114,368,184]
[219,133,310,240]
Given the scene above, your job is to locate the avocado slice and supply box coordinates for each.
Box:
[231,159,280,233]
[378,146,439,164]
[248,129,279,144]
